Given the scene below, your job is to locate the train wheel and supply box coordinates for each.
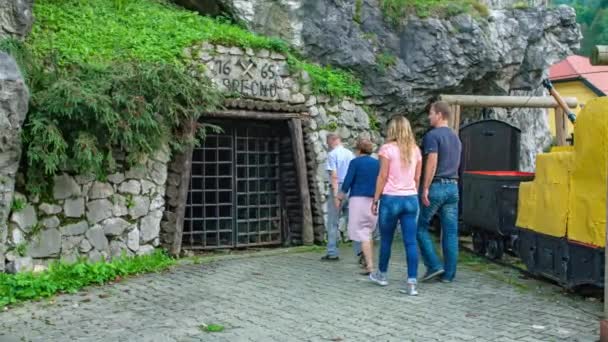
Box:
[486,238,504,260]
[472,231,486,255]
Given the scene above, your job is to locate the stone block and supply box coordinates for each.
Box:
[6,256,33,273]
[107,172,125,184]
[149,194,164,211]
[53,174,81,199]
[79,238,92,253]
[149,161,168,186]
[111,194,128,217]
[27,228,61,258]
[110,240,128,259]
[119,180,141,195]
[127,229,140,252]
[61,235,84,254]
[86,199,113,224]
[61,220,88,236]
[64,197,85,218]
[140,210,162,244]
[88,181,114,199]
[85,225,109,252]
[10,204,37,231]
[42,216,60,229]
[140,180,156,195]
[128,196,150,220]
[39,203,62,215]
[102,217,131,236]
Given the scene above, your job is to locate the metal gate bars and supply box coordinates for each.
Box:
[182,122,282,249]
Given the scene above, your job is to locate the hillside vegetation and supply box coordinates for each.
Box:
[1,0,362,195]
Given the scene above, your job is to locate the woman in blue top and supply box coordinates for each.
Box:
[337,137,380,275]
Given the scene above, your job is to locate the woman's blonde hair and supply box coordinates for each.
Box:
[386,115,417,165]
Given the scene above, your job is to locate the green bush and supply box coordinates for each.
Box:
[0,250,175,307]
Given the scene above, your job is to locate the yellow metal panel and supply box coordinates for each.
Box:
[515,151,573,237]
[516,181,535,229]
[567,97,608,247]
[548,81,598,139]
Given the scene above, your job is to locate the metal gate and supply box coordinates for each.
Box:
[183,122,283,249]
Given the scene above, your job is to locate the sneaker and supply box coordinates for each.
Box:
[369,271,388,286]
[440,278,452,283]
[421,269,444,282]
[399,282,418,296]
[320,255,339,261]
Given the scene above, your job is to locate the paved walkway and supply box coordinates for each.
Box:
[0,244,602,342]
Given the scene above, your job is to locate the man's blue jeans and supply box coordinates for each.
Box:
[377,194,419,281]
[417,182,459,281]
[326,188,361,257]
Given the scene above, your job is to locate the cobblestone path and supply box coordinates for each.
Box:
[0,244,602,342]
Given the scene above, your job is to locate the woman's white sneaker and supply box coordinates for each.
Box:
[369,271,388,286]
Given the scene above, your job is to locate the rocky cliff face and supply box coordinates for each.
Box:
[183,0,581,170]
[0,53,29,272]
[0,0,33,40]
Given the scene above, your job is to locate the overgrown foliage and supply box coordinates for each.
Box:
[0,250,175,307]
[29,0,362,99]
[380,0,489,24]
[5,39,223,194]
[1,0,366,194]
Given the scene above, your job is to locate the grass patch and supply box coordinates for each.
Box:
[27,0,362,100]
[379,0,489,24]
[10,197,26,213]
[376,51,397,73]
[200,324,225,333]
[0,250,175,307]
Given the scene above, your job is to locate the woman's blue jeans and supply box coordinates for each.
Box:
[377,194,419,281]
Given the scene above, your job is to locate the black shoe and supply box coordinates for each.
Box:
[321,255,339,261]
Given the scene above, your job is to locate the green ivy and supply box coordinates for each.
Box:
[0,250,175,307]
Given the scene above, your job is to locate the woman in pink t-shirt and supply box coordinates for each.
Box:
[369,115,422,296]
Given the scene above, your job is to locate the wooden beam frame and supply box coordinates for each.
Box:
[170,119,196,256]
[439,95,578,109]
[206,110,307,120]
[288,118,314,245]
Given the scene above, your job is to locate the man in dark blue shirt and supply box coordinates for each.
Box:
[417,101,462,283]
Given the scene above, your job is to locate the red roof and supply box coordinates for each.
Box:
[549,55,608,95]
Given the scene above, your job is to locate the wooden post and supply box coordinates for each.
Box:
[170,119,195,256]
[288,118,314,245]
[555,108,567,146]
[454,105,461,132]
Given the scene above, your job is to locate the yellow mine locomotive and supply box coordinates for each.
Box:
[462,97,608,289]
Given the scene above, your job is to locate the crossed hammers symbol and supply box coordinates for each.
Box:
[238,59,256,79]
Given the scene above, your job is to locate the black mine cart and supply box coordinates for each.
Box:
[458,119,524,238]
[462,171,534,259]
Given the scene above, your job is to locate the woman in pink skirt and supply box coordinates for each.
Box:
[337,138,380,275]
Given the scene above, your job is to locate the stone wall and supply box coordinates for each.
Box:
[3,149,169,273]
[167,43,380,245]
